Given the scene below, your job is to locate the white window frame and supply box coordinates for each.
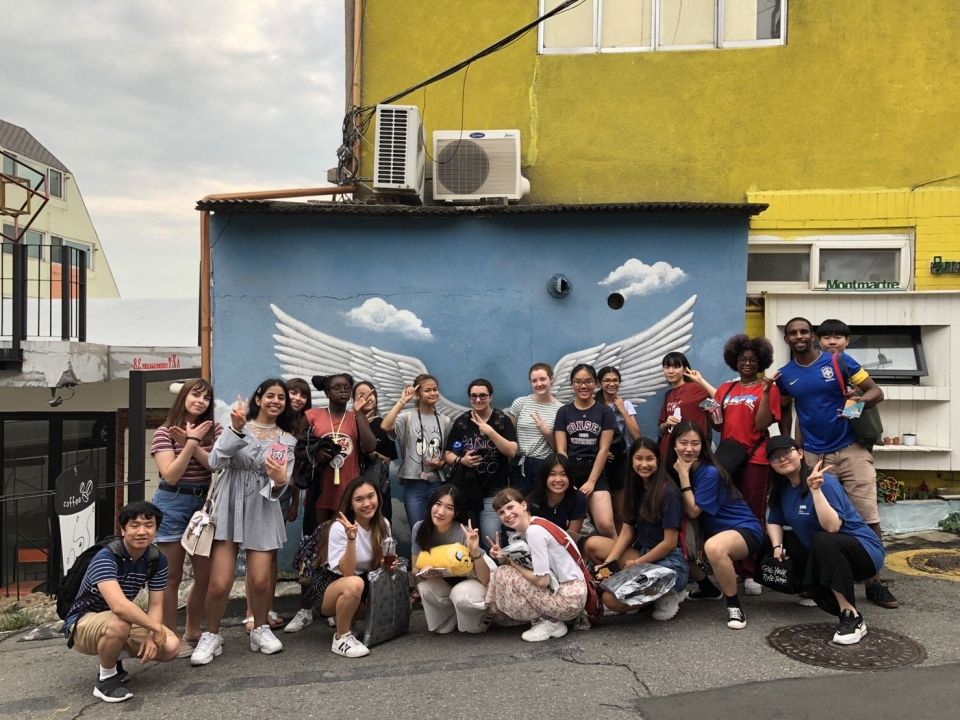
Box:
[538,0,786,54]
[51,235,95,271]
[747,233,913,293]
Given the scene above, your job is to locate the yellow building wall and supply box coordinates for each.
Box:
[359,1,960,203]
[748,187,960,292]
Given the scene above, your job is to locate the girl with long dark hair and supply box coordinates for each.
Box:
[657,351,710,457]
[525,454,587,536]
[667,422,761,630]
[584,438,688,620]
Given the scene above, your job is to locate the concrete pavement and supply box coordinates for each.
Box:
[1,531,958,720]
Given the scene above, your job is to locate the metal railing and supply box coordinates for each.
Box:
[1,242,87,363]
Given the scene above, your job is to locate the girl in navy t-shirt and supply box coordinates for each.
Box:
[526,454,587,537]
[584,438,689,620]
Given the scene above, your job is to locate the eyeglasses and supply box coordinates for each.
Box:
[572,379,596,387]
[769,450,795,463]
[469,393,490,400]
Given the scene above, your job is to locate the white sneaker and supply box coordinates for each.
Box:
[250,625,283,654]
[744,578,763,596]
[434,613,458,634]
[797,596,818,607]
[331,631,370,658]
[190,632,223,666]
[284,608,313,633]
[521,618,568,642]
[651,591,681,621]
[726,605,747,630]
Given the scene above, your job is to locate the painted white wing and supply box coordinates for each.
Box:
[270,304,468,418]
[553,294,697,406]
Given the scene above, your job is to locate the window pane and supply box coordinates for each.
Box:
[659,0,715,47]
[844,332,920,373]
[601,0,653,48]
[2,224,12,253]
[542,0,596,49]
[25,229,43,259]
[66,239,93,270]
[723,0,782,42]
[819,249,899,284]
[747,251,809,282]
[50,235,63,263]
[2,155,14,176]
[48,169,63,198]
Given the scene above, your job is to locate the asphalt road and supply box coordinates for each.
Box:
[2,534,959,720]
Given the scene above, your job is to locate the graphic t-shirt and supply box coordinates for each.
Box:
[444,409,517,497]
[391,408,452,481]
[776,351,868,454]
[553,402,617,460]
[768,474,885,573]
[715,381,781,465]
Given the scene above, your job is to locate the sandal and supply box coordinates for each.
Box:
[268,610,286,629]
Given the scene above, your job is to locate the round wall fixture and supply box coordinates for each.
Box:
[607,292,625,310]
[548,274,571,298]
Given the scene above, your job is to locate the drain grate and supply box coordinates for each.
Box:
[768,623,926,671]
[906,550,960,576]
[886,548,960,582]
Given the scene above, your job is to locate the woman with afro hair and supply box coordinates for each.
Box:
[685,335,784,593]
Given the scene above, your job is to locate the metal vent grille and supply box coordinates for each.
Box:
[375,107,410,187]
[434,133,520,198]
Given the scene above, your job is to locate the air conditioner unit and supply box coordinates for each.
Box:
[432,130,529,203]
[373,104,425,202]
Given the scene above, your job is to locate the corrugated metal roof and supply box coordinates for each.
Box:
[196,198,768,217]
[0,119,70,173]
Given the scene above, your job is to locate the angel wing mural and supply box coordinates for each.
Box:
[265,295,696,417]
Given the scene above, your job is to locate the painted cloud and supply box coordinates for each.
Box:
[344,297,433,341]
[598,258,686,299]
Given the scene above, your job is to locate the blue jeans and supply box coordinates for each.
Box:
[638,546,689,593]
[401,477,438,532]
[509,457,544,497]
[469,497,502,550]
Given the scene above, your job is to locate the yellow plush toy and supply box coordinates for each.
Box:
[415,543,474,577]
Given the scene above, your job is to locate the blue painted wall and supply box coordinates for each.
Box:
[211,209,749,431]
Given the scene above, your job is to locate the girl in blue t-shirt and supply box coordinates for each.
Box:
[668,422,762,631]
[584,437,689,620]
[526,454,587,537]
[765,435,885,645]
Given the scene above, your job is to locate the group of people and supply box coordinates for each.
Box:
[62,316,896,703]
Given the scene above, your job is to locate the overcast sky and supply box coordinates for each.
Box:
[0,1,345,298]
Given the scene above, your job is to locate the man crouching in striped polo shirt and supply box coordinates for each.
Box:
[62,501,178,703]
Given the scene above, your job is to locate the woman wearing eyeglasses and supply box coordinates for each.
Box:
[443,378,518,545]
[553,364,617,538]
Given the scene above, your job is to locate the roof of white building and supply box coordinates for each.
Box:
[0,119,70,173]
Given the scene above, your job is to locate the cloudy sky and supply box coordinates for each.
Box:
[0,1,345,297]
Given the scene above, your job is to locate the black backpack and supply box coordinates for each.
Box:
[56,537,161,622]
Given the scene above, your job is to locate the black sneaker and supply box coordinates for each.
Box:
[832,609,867,645]
[93,674,133,703]
[866,580,898,608]
[726,605,747,630]
[688,584,723,601]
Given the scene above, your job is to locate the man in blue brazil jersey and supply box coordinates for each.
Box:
[759,317,897,609]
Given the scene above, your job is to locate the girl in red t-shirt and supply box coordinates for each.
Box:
[657,351,709,457]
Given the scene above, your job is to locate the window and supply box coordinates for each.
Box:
[1,225,45,259]
[0,153,45,190]
[747,233,912,293]
[539,0,785,53]
[48,169,63,199]
[840,326,927,385]
[50,236,93,270]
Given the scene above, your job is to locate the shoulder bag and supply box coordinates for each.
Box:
[180,471,223,557]
[829,353,884,450]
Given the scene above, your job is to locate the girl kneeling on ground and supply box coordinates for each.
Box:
[310,476,393,658]
[765,435,885,645]
[484,488,587,642]
[584,437,689,620]
[668,422,762,631]
[412,485,492,634]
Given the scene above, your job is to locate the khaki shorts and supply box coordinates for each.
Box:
[804,443,879,524]
[71,610,175,656]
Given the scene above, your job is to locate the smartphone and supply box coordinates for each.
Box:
[268,442,288,464]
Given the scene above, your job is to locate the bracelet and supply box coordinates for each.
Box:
[185,436,201,442]
[231,427,245,437]
[772,544,783,550]
[680,486,693,493]
[346,536,356,542]
[469,552,482,560]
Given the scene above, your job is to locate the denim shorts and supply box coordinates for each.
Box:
[151,487,207,542]
[636,545,689,593]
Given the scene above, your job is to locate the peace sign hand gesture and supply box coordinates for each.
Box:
[761,372,780,395]
[807,459,833,492]
[399,385,417,405]
[337,511,358,541]
[461,519,481,555]
[472,412,494,438]
[485,531,503,561]
[230,395,247,431]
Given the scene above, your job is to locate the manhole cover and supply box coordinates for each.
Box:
[886,548,960,582]
[768,623,926,670]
